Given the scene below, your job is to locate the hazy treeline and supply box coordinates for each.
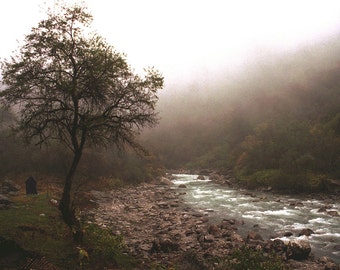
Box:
[143,37,340,192]
[0,107,163,185]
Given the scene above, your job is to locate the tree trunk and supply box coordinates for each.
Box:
[59,151,82,242]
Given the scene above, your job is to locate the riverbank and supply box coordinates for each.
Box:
[86,178,339,270]
[169,168,340,196]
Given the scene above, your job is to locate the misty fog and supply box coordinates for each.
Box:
[157,36,340,120]
[1,3,340,269]
[142,35,340,185]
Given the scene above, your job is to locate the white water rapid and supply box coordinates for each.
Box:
[172,174,340,263]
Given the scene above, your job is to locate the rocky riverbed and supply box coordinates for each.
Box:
[86,179,339,270]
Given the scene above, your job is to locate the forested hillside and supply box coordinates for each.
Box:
[143,38,340,192]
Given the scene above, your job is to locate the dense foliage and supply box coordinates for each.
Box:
[144,39,340,192]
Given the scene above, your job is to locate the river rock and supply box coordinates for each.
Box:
[317,205,331,212]
[197,175,205,180]
[208,173,221,181]
[286,238,311,260]
[327,210,339,217]
[247,231,264,241]
[220,218,242,228]
[159,177,173,185]
[283,232,294,237]
[208,224,221,237]
[220,219,234,228]
[324,262,339,270]
[192,212,204,218]
[319,256,339,270]
[298,228,315,237]
[231,232,244,243]
[289,201,304,207]
[270,239,286,253]
[151,237,180,253]
[204,234,215,242]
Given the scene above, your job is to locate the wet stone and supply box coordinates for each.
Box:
[298,228,315,237]
[327,210,339,217]
[284,232,294,237]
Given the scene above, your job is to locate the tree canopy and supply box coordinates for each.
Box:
[1,5,163,151]
[0,3,163,236]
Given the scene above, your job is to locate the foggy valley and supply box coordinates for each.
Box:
[0,1,340,269]
[142,37,340,188]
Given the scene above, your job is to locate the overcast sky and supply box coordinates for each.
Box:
[1,0,340,87]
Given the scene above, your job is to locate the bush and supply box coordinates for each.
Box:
[249,169,282,186]
[82,223,135,269]
[217,245,288,270]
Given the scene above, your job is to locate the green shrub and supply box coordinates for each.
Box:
[217,245,288,270]
[305,172,327,191]
[235,169,284,189]
[82,223,135,269]
[249,169,282,186]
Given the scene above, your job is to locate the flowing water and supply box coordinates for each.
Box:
[172,174,340,263]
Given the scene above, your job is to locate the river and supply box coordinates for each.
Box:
[172,174,340,263]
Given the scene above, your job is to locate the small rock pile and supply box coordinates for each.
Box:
[0,179,21,209]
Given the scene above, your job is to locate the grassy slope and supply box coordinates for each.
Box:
[0,175,137,270]
[0,193,79,269]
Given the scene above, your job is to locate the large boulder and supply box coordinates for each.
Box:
[270,237,311,261]
[270,239,286,253]
[298,228,314,237]
[286,238,311,260]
